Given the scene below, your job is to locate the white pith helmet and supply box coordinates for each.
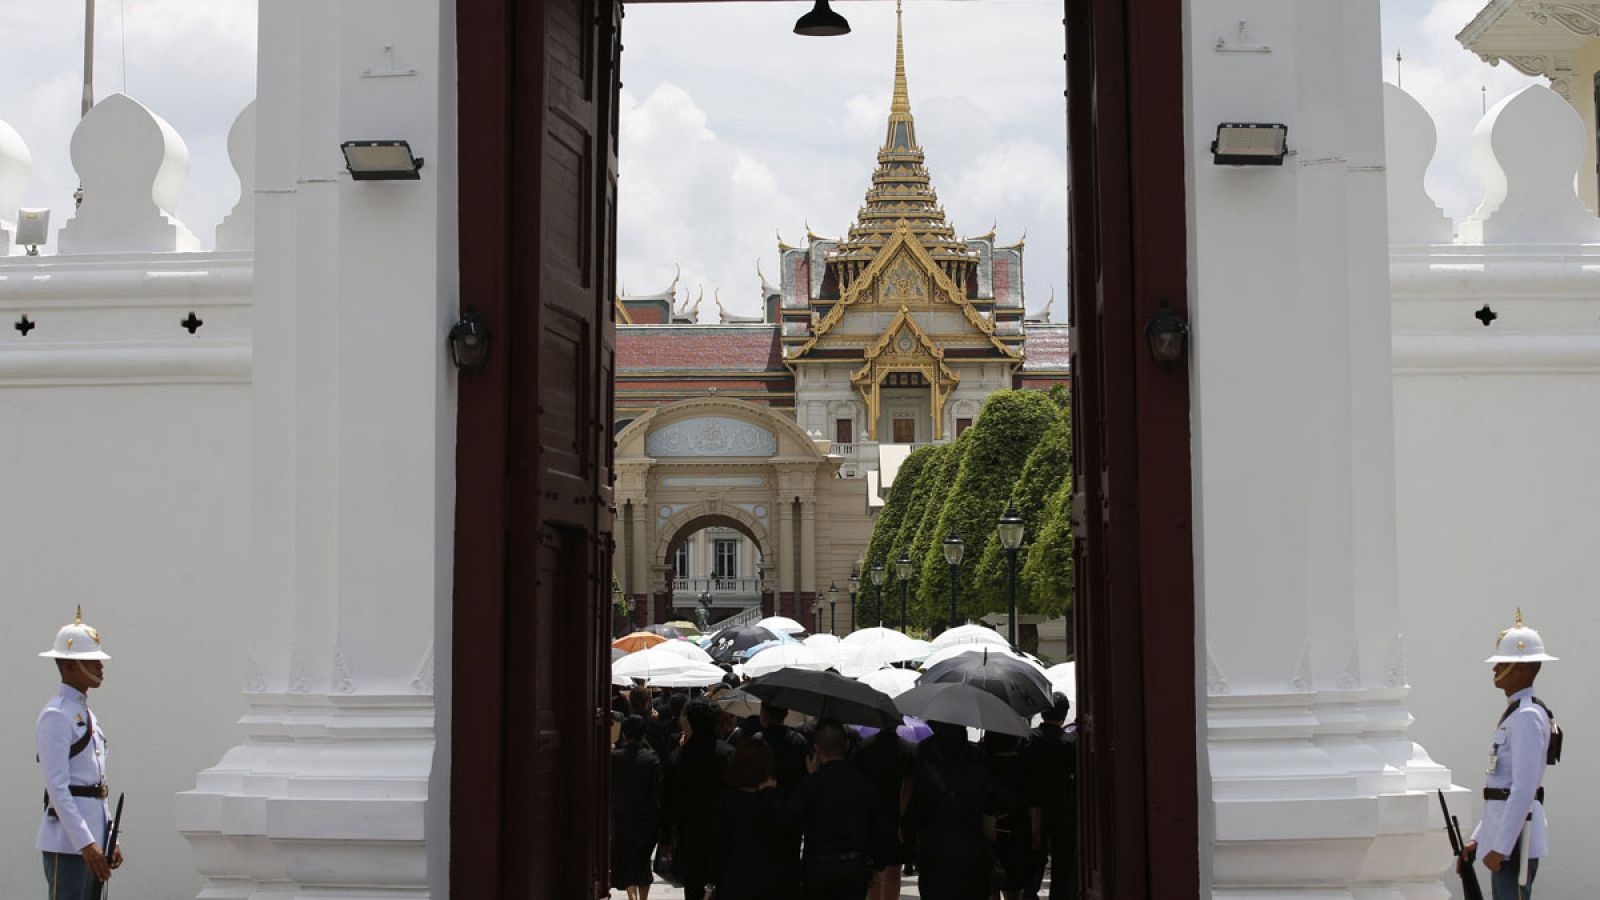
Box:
[39,607,111,661]
[1485,608,1558,664]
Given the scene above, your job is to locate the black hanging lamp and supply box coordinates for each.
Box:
[794,1,851,37]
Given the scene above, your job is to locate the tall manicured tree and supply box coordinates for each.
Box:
[972,398,1071,613]
[1021,469,1075,618]
[903,433,969,628]
[864,444,937,577]
[917,390,1059,627]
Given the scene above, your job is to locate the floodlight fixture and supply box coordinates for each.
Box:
[14,208,49,256]
[794,1,850,37]
[341,140,425,181]
[1210,123,1288,166]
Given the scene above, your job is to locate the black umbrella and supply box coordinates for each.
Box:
[705,625,782,665]
[641,624,684,640]
[894,682,1031,737]
[919,648,1055,717]
[744,668,901,729]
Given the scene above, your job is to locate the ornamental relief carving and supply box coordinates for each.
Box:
[646,416,778,457]
[1530,3,1600,36]
[878,255,928,304]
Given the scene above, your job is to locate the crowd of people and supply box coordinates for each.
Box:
[608,680,1078,900]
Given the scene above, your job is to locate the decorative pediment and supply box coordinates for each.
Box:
[791,222,1017,359]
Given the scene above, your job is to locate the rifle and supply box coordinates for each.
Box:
[1438,789,1485,900]
[87,793,124,900]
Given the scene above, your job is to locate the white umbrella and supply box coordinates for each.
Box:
[843,626,911,646]
[802,633,842,648]
[741,642,830,678]
[612,645,702,685]
[648,662,730,688]
[1045,661,1077,707]
[653,639,713,663]
[919,643,1047,672]
[858,666,921,698]
[837,637,932,678]
[929,623,1011,651]
[756,616,808,636]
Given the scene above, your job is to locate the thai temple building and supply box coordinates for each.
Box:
[615,5,1069,495]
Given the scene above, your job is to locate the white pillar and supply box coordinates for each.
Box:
[1188,2,1453,896]
[176,2,455,898]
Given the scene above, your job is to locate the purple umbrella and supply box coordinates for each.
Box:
[852,715,934,743]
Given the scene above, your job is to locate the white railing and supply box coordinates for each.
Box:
[673,575,763,595]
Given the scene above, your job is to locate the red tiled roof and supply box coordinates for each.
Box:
[1022,325,1071,371]
[618,326,786,372]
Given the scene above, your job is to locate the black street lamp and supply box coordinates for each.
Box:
[942,531,964,629]
[827,581,841,636]
[847,569,860,634]
[997,504,1026,646]
[612,582,627,637]
[869,562,887,627]
[895,551,914,632]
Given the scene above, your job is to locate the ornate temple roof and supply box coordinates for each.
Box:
[827,1,977,275]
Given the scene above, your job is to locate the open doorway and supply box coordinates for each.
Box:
[450,1,1194,897]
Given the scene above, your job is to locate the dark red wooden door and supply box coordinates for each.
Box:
[453,0,619,896]
[1067,0,1197,896]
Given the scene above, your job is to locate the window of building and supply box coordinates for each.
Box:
[675,544,690,579]
[956,417,973,436]
[893,417,916,443]
[836,418,853,445]
[714,539,739,578]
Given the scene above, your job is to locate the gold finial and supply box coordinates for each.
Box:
[75,605,82,626]
[891,0,910,116]
[1516,607,1524,628]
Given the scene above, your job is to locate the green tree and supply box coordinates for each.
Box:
[917,390,1059,627]
[972,400,1072,614]
[1021,466,1075,617]
[863,444,935,575]
[901,434,968,628]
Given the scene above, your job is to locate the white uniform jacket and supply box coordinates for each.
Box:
[1471,686,1549,859]
[35,685,109,854]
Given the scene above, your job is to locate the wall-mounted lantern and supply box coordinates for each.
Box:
[448,307,491,372]
[1145,301,1189,372]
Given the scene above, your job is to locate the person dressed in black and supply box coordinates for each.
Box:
[610,716,662,900]
[905,722,1015,900]
[662,699,733,900]
[980,732,1035,900]
[711,740,798,900]
[755,702,812,799]
[851,723,915,900]
[786,719,883,900]
[1022,694,1077,900]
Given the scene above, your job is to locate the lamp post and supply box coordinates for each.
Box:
[895,551,914,632]
[997,505,1026,646]
[827,581,840,636]
[612,583,627,637]
[942,531,964,630]
[869,563,887,627]
[847,569,860,634]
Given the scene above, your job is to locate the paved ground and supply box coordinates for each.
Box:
[608,871,1057,898]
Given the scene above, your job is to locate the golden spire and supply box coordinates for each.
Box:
[1516,607,1524,628]
[75,605,82,625]
[892,0,910,116]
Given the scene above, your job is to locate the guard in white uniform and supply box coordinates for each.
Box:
[36,608,122,899]
[1461,610,1560,899]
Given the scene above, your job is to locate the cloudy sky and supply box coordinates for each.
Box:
[0,1,1538,320]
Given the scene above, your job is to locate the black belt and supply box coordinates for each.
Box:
[1483,786,1544,804]
[43,783,107,818]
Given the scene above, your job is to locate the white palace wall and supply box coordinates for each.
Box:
[1386,81,1600,897]
[0,100,253,900]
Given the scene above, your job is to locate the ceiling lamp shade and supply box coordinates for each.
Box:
[794,1,851,37]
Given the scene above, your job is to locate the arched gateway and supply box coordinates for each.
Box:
[614,397,870,630]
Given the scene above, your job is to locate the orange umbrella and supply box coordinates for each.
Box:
[612,631,668,653]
